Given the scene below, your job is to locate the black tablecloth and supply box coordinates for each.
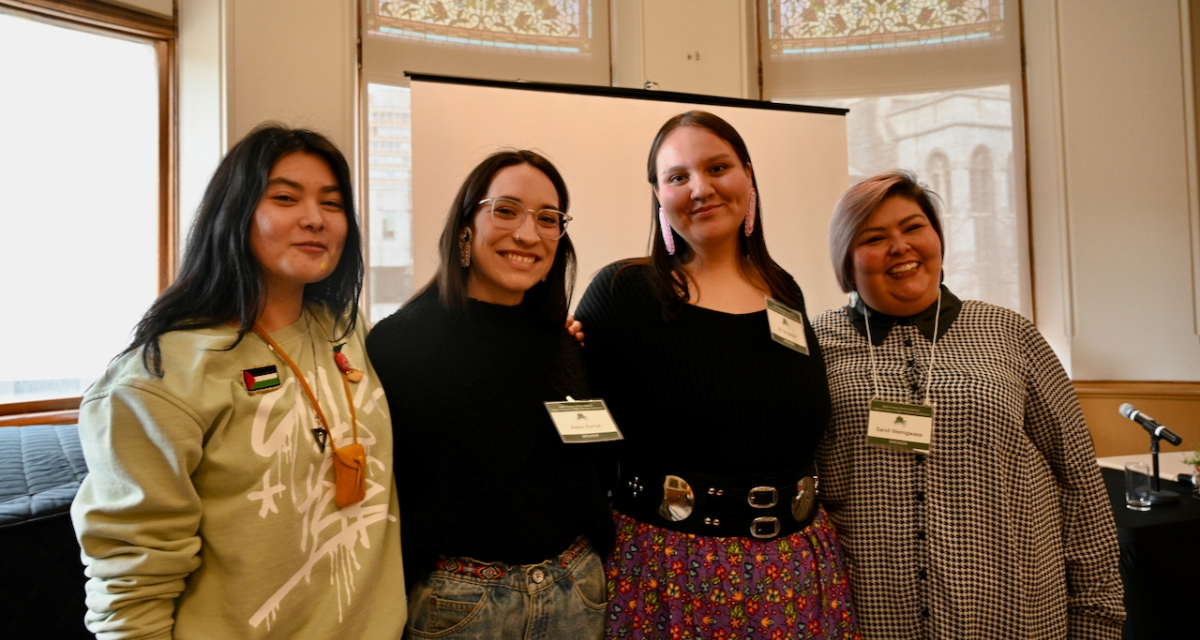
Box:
[1100,466,1200,640]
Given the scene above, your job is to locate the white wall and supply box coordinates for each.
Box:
[1024,0,1200,380]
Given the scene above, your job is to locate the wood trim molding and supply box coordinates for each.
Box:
[0,410,80,427]
[158,36,176,290]
[0,397,82,415]
[0,0,174,39]
[1073,380,1200,400]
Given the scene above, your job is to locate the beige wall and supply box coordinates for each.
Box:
[1077,381,1200,458]
[177,0,356,247]
[610,0,757,99]
[1023,0,1200,453]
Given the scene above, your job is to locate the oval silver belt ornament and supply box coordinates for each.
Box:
[791,476,817,522]
[657,475,694,521]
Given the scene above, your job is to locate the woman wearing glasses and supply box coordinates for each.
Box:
[367,150,612,639]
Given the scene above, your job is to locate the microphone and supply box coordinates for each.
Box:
[1119,403,1183,445]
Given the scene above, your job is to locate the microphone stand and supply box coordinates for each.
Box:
[1148,432,1180,505]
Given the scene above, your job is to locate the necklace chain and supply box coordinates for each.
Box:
[253,308,358,454]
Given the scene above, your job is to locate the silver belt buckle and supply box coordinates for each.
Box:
[658,475,695,522]
[791,476,817,522]
[748,486,778,508]
[751,516,781,539]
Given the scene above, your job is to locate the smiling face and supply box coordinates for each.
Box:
[653,125,753,252]
[852,195,943,316]
[249,152,348,300]
[465,163,560,306]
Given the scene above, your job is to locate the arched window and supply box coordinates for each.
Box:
[970,145,994,213]
[926,151,953,209]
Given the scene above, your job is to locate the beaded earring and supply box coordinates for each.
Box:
[659,207,676,255]
[745,187,758,237]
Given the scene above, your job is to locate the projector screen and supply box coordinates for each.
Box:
[409,75,851,315]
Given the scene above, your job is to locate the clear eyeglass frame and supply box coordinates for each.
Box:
[478,197,572,240]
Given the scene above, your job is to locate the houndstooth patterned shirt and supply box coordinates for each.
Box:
[813,297,1124,639]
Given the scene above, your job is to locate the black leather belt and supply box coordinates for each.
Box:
[613,465,819,539]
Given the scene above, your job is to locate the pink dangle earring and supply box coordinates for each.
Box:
[744,187,757,237]
[659,206,676,255]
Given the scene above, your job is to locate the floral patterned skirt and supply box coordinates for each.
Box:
[605,508,859,640]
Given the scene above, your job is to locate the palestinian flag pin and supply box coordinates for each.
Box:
[333,344,364,383]
[243,365,281,393]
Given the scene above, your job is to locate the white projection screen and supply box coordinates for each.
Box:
[409,75,851,315]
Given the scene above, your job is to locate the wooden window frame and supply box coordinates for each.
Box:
[0,0,175,424]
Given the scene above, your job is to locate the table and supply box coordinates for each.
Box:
[1100,467,1200,639]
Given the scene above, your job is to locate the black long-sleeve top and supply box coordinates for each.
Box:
[574,262,831,476]
[366,288,614,587]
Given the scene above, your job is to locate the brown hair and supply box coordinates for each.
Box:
[412,149,576,328]
[828,170,944,293]
[632,110,804,313]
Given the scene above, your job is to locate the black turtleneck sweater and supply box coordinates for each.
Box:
[366,288,614,586]
[574,262,831,477]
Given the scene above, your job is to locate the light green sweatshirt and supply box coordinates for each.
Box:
[71,308,406,640]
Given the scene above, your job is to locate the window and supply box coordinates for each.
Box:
[970,144,995,213]
[0,4,173,415]
[766,0,1005,55]
[373,0,594,52]
[366,84,413,317]
[762,0,1028,315]
[926,149,952,206]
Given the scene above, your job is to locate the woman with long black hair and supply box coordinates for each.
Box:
[71,124,406,640]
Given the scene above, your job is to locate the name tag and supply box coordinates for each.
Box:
[766,297,809,355]
[867,399,934,453]
[544,399,624,443]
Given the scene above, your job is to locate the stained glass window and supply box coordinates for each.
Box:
[767,0,1004,55]
[370,0,593,53]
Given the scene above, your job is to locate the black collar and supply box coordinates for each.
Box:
[847,286,962,346]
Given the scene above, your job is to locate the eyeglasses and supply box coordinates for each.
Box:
[478,197,572,240]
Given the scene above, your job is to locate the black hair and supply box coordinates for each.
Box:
[125,123,363,375]
[412,149,576,328]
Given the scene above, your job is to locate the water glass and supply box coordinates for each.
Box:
[1125,462,1152,511]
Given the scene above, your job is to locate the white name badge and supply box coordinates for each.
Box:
[766,297,809,355]
[544,399,624,443]
[867,399,934,453]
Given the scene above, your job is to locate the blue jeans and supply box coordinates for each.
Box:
[404,538,606,640]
